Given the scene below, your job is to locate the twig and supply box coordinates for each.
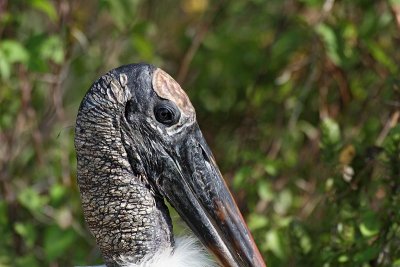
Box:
[376,110,400,146]
[388,0,400,31]
[176,1,225,84]
[177,25,209,84]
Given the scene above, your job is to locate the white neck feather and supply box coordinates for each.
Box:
[79,236,216,267]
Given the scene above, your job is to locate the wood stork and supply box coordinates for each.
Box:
[75,63,266,267]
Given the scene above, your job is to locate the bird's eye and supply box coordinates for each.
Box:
[154,103,180,126]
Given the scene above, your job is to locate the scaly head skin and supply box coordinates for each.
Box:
[75,64,174,266]
[75,63,266,267]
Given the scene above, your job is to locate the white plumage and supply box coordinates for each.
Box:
[80,236,216,267]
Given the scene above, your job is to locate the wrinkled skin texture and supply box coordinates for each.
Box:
[76,64,174,265]
[75,63,266,267]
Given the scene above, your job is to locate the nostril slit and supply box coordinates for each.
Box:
[200,145,210,163]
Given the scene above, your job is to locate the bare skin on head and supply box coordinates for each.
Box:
[152,68,195,116]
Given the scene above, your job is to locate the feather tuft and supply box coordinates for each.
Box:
[78,236,216,267]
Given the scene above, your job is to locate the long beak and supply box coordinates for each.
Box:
[157,124,266,267]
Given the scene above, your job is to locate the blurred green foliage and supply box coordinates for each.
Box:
[0,0,399,266]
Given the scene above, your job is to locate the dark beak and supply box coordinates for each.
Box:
[156,124,266,267]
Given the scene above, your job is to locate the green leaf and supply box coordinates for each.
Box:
[29,0,58,22]
[0,40,29,63]
[40,35,64,64]
[247,214,269,231]
[383,125,400,155]
[321,118,341,146]
[26,34,64,71]
[14,222,37,248]
[0,201,8,226]
[0,40,29,78]
[0,52,10,79]
[337,222,355,243]
[316,23,341,65]
[258,180,274,201]
[290,222,312,254]
[132,35,154,61]
[299,0,324,6]
[233,166,252,189]
[264,160,278,176]
[359,211,381,237]
[366,41,397,73]
[44,226,77,261]
[320,117,342,162]
[274,189,293,215]
[338,254,349,262]
[265,229,286,259]
[17,188,48,214]
[50,184,67,205]
[393,258,400,267]
[354,245,379,262]
[15,255,40,267]
[100,0,140,30]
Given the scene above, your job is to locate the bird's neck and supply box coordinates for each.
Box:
[82,173,175,266]
[75,78,174,266]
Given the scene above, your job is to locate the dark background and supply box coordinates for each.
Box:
[0,0,399,266]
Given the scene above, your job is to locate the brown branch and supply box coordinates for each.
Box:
[388,0,400,31]
[376,110,400,146]
[176,1,225,84]
[176,25,209,84]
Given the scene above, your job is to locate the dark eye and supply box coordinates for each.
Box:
[154,103,180,126]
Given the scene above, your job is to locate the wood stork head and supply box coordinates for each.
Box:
[75,63,265,267]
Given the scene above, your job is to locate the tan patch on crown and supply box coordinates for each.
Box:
[152,68,194,115]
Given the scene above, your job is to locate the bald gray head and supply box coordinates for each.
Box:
[75,64,178,266]
[75,64,266,267]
